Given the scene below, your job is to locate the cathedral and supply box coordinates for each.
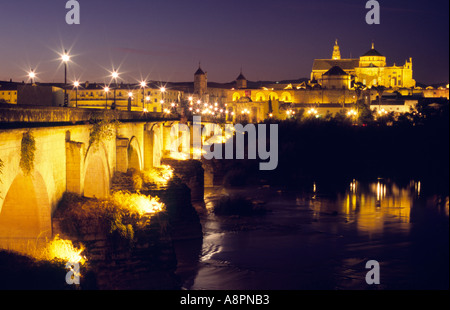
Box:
[311,40,416,89]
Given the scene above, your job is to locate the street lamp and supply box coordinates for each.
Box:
[61,50,70,107]
[73,81,80,108]
[28,70,36,84]
[104,86,110,109]
[140,81,147,111]
[127,91,133,112]
[111,70,119,110]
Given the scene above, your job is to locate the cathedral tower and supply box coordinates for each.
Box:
[332,39,341,60]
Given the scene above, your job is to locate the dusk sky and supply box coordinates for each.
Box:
[0,0,448,84]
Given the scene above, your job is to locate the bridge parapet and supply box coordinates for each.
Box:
[0,105,178,129]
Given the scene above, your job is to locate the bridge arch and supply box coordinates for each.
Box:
[83,143,111,199]
[0,171,51,252]
[145,124,162,169]
[128,136,142,171]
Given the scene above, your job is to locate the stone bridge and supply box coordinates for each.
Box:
[0,106,223,253]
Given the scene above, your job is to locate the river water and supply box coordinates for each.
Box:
[174,179,449,290]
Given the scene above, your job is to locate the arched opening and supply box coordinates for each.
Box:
[232,92,241,102]
[0,173,51,252]
[84,154,109,199]
[255,92,266,102]
[281,92,292,102]
[269,92,279,101]
[128,137,142,171]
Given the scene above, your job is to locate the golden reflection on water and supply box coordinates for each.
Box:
[309,179,420,236]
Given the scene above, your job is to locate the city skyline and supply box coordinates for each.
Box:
[0,0,448,84]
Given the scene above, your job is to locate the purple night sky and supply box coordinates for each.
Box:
[0,0,448,84]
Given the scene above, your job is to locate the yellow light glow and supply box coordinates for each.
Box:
[160,87,166,93]
[128,92,133,97]
[38,235,86,265]
[140,81,147,88]
[193,148,207,157]
[73,81,80,87]
[104,87,110,92]
[111,191,165,217]
[142,165,174,187]
[170,152,190,161]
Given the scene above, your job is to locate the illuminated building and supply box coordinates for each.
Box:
[312,41,416,89]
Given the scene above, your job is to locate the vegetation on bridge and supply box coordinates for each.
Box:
[88,110,121,150]
[19,130,36,176]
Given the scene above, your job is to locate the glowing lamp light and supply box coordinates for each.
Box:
[61,53,70,63]
[189,96,193,101]
[143,108,148,113]
[104,87,110,93]
[307,108,318,115]
[128,92,133,97]
[160,87,166,93]
[28,71,36,79]
[73,81,80,88]
[111,71,119,79]
[171,103,176,107]
[347,110,357,117]
[146,96,151,101]
[197,100,202,104]
[160,100,165,104]
[140,81,147,88]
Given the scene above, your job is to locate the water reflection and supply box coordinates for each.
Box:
[177,179,449,290]
[307,179,425,237]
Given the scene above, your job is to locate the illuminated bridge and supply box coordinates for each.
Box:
[0,105,220,252]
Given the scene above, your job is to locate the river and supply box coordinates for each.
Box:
[174,178,449,290]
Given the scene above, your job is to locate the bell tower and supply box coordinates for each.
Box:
[194,63,207,96]
[332,39,341,60]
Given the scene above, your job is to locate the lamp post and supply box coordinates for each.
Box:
[61,50,70,107]
[111,70,119,110]
[140,81,147,111]
[28,70,36,85]
[73,81,80,108]
[128,91,133,112]
[104,86,110,109]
